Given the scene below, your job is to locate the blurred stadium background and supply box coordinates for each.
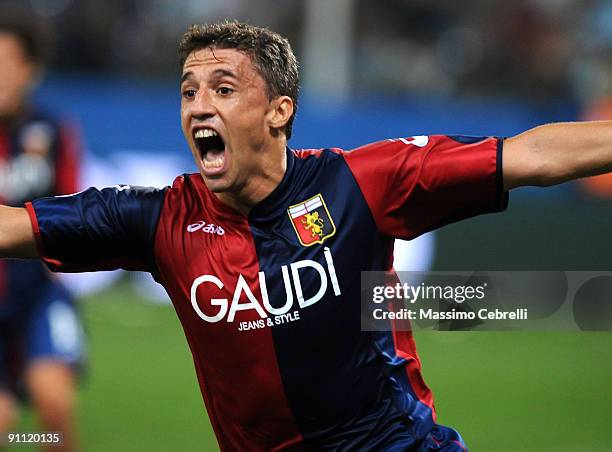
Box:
[2,0,612,450]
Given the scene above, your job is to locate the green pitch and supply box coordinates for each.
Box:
[15,280,612,451]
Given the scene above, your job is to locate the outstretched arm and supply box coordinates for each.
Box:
[0,206,38,258]
[504,121,612,190]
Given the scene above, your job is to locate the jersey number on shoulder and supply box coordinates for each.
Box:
[388,135,429,147]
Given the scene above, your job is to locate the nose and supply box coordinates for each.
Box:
[189,89,217,121]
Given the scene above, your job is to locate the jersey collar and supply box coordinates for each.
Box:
[249,147,297,222]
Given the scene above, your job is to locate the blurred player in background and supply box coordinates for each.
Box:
[0,16,84,451]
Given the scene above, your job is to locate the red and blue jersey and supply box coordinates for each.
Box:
[0,109,80,319]
[26,135,506,450]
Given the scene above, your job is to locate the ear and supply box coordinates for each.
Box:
[266,96,294,133]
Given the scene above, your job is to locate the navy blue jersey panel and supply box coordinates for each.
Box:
[32,185,167,273]
[249,150,425,448]
[447,135,488,144]
[497,138,509,209]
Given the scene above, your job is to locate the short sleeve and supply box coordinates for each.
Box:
[342,135,508,239]
[25,185,167,273]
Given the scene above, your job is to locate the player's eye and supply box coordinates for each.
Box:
[217,86,234,95]
[182,89,196,99]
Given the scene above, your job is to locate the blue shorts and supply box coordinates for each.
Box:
[0,281,86,396]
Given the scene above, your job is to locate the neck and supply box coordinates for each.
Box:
[216,144,287,216]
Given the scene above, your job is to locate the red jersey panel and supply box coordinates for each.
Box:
[343,135,505,239]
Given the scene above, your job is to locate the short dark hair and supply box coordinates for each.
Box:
[0,12,47,65]
[179,21,299,139]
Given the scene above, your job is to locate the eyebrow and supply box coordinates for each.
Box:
[180,68,238,85]
[210,69,237,81]
[180,71,194,84]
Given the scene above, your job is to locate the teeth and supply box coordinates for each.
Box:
[194,128,218,139]
[203,157,224,169]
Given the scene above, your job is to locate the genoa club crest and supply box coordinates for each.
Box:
[287,194,336,246]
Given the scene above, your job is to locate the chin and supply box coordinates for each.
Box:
[201,174,231,193]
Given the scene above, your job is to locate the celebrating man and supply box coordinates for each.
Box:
[1,21,611,450]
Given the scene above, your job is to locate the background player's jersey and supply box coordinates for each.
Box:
[27,135,507,450]
[0,109,80,320]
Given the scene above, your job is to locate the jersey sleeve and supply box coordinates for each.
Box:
[342,135,508,239]
[25,185,167,273]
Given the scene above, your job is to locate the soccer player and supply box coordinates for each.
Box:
[1,21,612,450]
[0,17,84,451]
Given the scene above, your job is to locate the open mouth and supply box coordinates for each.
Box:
[194,128,226,171]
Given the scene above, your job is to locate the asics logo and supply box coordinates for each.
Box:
[187,220,225,235]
